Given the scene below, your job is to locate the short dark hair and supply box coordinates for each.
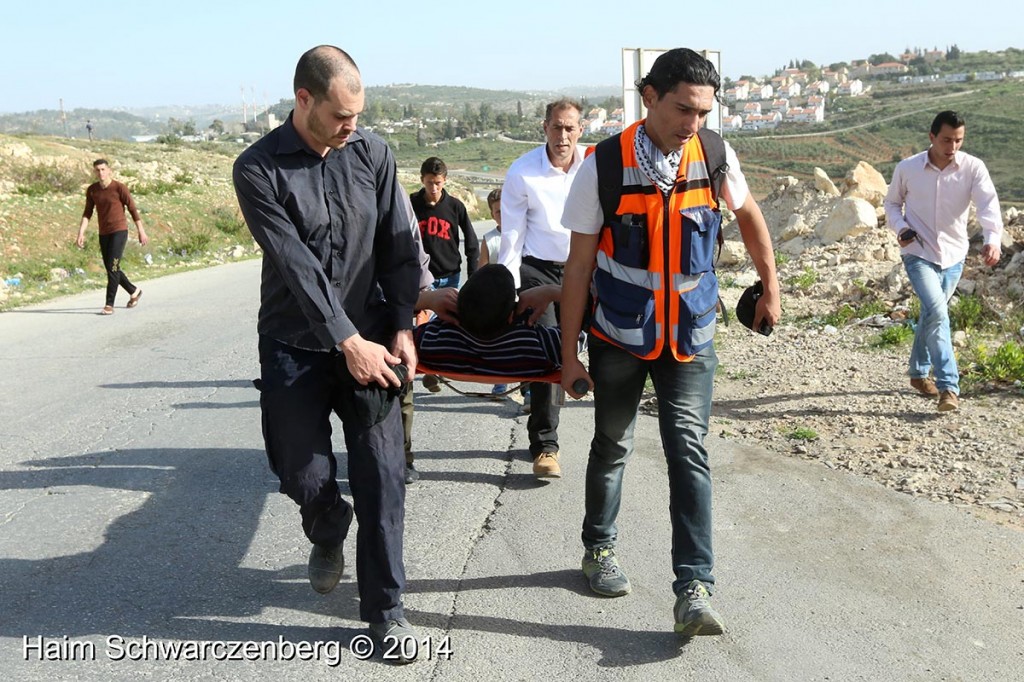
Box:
[458,264,516,339]
[486,186,502,210]
[636,48,721,101]
[420,157,447,177]
[294,45,361,101]
[92,159,108,168]
[930,110,966,135]
[545,98,583,123]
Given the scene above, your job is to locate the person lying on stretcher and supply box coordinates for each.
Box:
[415,264,580,379]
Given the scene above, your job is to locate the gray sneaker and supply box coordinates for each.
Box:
[581,547,632,597]
[674,580,725,636]
[368,617,419,664]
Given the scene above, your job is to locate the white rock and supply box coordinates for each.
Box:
[781,214,809,241]
[1004,252,1024,274]
[717,240,747,266]
[957,279,976,295]
[953,330,968,347]
[813,167,841,196]
[841,161,889,207]
[815,197,878,243]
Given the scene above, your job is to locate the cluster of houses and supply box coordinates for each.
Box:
[852,51,1024,85]
[721,67,853,131]
[719,51,1024,133]
[581,106,626,137]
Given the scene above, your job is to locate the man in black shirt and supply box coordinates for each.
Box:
[233,45,422,663]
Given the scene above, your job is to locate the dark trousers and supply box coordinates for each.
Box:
[99,230,137,306]
[520,256,562,456]
[257,335,406,623]
[400,381,414,465]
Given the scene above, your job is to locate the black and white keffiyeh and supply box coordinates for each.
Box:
[634,124,682,195]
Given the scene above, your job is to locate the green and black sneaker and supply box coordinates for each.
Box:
[581,547,632,597]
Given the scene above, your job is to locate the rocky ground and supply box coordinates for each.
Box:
[708,318,1024,531]
[697,166,1024,532]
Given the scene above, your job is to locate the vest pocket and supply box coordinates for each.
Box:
[609,214,649,269]
[676,273,719,356]
[680,206,721,275]
[593,269,657,356]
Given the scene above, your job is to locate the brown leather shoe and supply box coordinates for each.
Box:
[937,390,959,412]
[910,377,939,396]
[533,451,561,479]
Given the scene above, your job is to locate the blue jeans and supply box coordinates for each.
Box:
[902,255,963,395]
[432,273,460,290]
[583,337,718,595]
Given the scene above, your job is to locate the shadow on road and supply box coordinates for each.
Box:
[0,446,683,668]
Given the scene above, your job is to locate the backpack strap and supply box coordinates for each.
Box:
[593,134,624,226]
[696,127,729,206]
[696,127,730,267]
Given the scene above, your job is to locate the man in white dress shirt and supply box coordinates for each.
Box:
[884,110,1003,412]
[498,98,586,479]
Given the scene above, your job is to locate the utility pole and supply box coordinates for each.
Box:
[59,98,68,137]
[241,85,247,129]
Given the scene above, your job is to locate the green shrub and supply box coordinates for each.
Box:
[786,426,819,440]
[822,303,856,327]
[775,252,791,266]
[174,171,194,184]
[133,179,179,196]
[949,294,994,331]
[787,267,818,290]
[212,206,247,235]
[974,341,1024,382]
[872,323,914,347]
[167,229,213,256]
[14,162,84,196]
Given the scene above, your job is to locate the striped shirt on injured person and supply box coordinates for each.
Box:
[414,320,576,378]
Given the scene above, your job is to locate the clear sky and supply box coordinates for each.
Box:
[1,0,1018,113]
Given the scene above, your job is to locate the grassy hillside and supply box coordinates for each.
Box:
[0,134,482,311]
[0,135,251,309]
[728,80,1024,205]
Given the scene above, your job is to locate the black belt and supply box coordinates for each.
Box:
[523,255,566,268]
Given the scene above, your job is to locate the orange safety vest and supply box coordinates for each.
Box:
[589,120,722,362]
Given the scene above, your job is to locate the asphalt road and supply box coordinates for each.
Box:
[1,254,1021,681]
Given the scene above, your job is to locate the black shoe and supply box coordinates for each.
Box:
[404,463,419,485]
[308,543,344,594]
[368,617,419,664]
[307,505,353,594]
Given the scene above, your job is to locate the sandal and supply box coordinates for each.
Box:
[101,305,114,315]
[127,289,143,308]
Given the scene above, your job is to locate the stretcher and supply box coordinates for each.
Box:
[414,364,590,400]
[414,363,562,399]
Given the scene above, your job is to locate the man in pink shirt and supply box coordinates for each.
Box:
[884,110,1003,412]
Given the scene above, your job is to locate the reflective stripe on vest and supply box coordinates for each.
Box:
[591,120,721,361]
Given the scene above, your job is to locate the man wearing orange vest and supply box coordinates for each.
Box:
[559,48,781,636]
